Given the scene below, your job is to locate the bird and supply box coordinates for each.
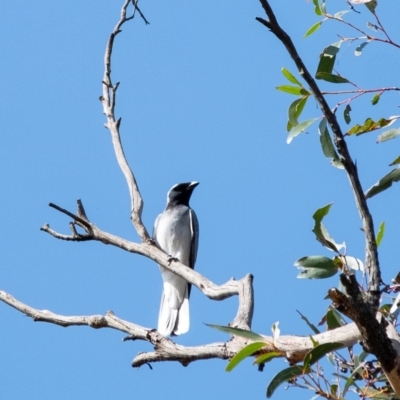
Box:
[153,181,199,336]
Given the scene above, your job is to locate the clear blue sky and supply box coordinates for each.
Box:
[1,1,399,399]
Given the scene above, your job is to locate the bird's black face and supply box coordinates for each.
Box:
[167,181,199,207]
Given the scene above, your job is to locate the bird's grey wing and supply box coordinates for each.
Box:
[187,208,199,298]
[189,208,199,269]
[153,213,162,243]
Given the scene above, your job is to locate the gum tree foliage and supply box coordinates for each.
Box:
[224,1,400,398]
[2,1,400,399]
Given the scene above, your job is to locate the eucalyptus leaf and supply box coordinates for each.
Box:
[266,365,309,398]
[281,67,302,86]
[304,21,322,38]
[371,93,380,105]
[288,96,308,127]
[276,85,309,95]
[297,310,320,334]
[312,204,345,253]
[326,309,346,330]
[206,324,265,340]
[344,104,351,124]
[312,0,322,15]
[365,168,400,199]
[367,22,379,31]
[320,0,327,15]
[226,342,266,372]
[287,118,318,144]
[334,10,350,19]
[254,352,281,365]
[303,342,343,370]
[376,221,385,247]
[318,118,343,168]
[316,72,349,84]
[377,128,400,143]
[365,0,377,14]
[295,256,338,279]
[354,41,370,56]
[389,156,400,166]
[316,41,342,77]
[347,116,398,136]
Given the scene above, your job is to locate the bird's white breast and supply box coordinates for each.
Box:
[154,206,192,266]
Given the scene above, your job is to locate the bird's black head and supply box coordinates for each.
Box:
[166,181,199,208]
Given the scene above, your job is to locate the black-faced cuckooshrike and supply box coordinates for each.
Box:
[153,182,199,336]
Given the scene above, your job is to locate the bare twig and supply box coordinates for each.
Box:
[100,0,150,242]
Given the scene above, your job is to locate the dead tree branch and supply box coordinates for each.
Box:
[100,0,150,242]
[0,289,365,368]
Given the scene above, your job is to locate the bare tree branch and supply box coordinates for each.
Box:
[100,0,150,242]
[41,200,254,330]
[0,288,365,368]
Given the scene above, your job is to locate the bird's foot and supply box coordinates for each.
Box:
[167,256,179,265]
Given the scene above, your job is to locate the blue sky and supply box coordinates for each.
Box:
[1,1,400,399]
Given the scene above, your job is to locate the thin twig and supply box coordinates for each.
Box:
[101,0,150,242]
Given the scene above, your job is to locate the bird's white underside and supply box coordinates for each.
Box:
[154,207,194,336]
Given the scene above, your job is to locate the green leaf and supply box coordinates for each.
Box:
[266,366,309,398]
[367,22,379,31]
[377,128,400,143]
[389,156,400,166]
[312,204,345,253]
[343,368,362,397]
[287,118,318,144]
[347,117,398,136]
[376,221,385,247]
[326,309,346,330]
[355,41,370,56]
[344,104,351,124]
[295,256,338,279]
[276,85,309,95]
[371,93,380,105]
[320,0,327,15]
[254,351,281,365]
[304,21,322,38]
[288,96,308,127]
[365,0,377,14]
[334,10,350,19]
[309,335,319,347]
[281,67,302,86]
[226,342,266,372]
[303,342,343,370]
[318,118,344,169]
[312,0,322,15]
[365,168,400,199]
[316,42,342,76]
[316,72,349,84]
[297,310,320,334]
[206,324,265,341]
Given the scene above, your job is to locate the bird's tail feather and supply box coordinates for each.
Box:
[158,285,190,336]
[173,297,189,335]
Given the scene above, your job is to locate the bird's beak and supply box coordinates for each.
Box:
[189,181,199,190]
